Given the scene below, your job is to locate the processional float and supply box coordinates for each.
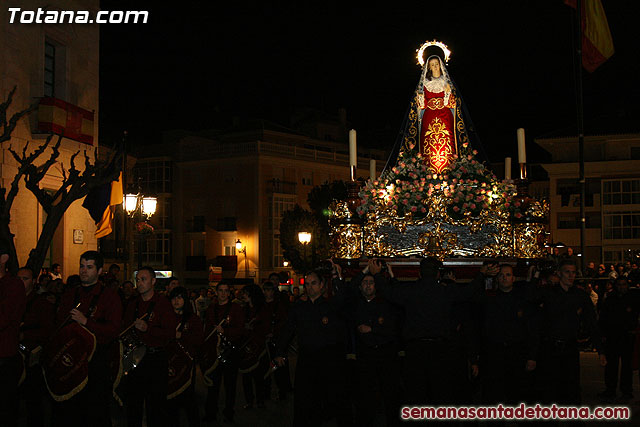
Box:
[329,41,549,275]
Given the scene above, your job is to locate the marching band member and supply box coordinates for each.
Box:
[0,242,26,427]
[202,282,245,423]
[18,266,54,427]
[122,266,177,427]
[50,251,122,427]
[262,279,291,400]
[167,286,203,427]
[240,284,270,409]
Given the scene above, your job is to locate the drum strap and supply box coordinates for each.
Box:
[214,303,232,325]
[134,298,157,322]
[74,284,105,318]
[21,294,40,330]
[177,312,191,333]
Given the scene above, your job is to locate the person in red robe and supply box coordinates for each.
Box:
[418,55,457,174]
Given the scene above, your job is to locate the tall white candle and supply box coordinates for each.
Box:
[505,157,512,180]
[517,128,526,164]
[369,159,376,180]
[349,129,357,168]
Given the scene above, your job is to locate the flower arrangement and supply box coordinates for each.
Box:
[135,221,154,235]
[357,145,515,220]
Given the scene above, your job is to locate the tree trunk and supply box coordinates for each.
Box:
[25,195,78,276]
[0,215,19,275]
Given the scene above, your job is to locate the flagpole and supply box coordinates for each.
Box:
[122,130,128,280]
[576,0,586,272]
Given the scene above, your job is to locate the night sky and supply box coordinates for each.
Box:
[99,0,640,163]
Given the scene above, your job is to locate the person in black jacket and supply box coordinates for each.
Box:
[476,264,538,405]
[351,261,402,426]
[534,259,605,405]
[274,263,351,427]
[373,257,481,406]
[598,277,639,401]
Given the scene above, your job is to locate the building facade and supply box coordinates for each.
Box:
[0,1,101,279]
[537,133,640,264]
[134,124,385,287]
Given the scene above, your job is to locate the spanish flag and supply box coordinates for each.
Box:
[37,97,95,145]
[565,0,615,72]
[82,173,123,238]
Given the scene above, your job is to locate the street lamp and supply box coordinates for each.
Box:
[236,239,249,278]
[298,232,311,245]
[283,260,289,267]
[298,231,311,270]
[123,186,157,271]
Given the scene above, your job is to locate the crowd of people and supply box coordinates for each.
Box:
[1,243,640,427]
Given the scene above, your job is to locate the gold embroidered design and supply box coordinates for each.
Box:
[423,117,453,174]
[426,97,445,110]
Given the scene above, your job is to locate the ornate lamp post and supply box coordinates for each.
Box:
[124,185,157,271]
[298,231,311,270]
[236,239,249,278]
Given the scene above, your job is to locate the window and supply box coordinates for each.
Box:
[273,234,283,268]
[152,197,171,230]
[134,160,172,194]
[270,195,296,268]
[223,238,237,256]
[556,178,598,207]
[602,179,640,205]
[302,172,313,186]
[136,232,171,266]
[44,41,55,97]
[270,195,296,231]
[603,211,640,239]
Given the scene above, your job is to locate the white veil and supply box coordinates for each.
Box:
[419,55,452,94]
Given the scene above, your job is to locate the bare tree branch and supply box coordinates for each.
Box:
[23,135,63,214]
[0,86,38,144]
[4,134,60,216]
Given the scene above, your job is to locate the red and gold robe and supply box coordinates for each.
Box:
[419,87,456,174]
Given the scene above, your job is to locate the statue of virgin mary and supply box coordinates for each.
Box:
[382,41,482,176]
[417,55,456,174]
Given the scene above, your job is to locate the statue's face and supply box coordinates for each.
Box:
[428,58,441,78]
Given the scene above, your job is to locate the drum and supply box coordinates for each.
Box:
[106,339,124,405]
[41,323,96,401]
[199,331,220,386]
[167,340,194,399]
[200,332,236,386]
[238,335,266,374]
[120,329,146,376]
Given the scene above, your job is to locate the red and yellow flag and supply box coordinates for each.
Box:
[91,173,123,238]
[565,0,615,72]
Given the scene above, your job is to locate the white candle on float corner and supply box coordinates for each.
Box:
[349,129,357,180]
[505,157,512,180]
[369,159,376,180]
[517,128,526,164]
